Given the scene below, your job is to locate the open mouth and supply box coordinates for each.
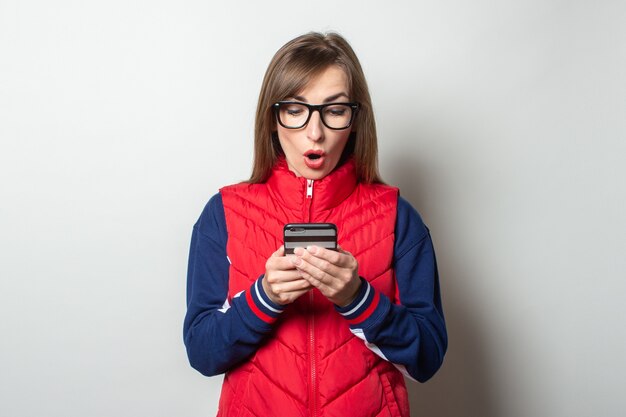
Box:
[305,150,324,159]
[304,151,325,169]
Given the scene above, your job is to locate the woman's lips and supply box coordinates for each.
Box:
[304,151,325,169]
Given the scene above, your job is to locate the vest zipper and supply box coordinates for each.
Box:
[304,179,314,222]
[305,178,317,416]
[309,291,317,417]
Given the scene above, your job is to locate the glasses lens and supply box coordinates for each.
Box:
[278,103,309,128]
[322,104,353,129]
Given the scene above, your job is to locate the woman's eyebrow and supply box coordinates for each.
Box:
[290,92,350,103]
[323,92,350,103]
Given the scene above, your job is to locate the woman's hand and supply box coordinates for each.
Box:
[291,245,361,307]
[262,246,313,305]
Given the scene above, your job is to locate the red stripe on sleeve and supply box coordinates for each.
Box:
[245,290,275,324]
[347,290,381,325]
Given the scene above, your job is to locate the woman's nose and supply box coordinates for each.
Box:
[306,110,324,142]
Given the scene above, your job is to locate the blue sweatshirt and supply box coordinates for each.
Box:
[184,193,447,382]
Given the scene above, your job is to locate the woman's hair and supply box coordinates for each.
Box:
[249,32,382,184]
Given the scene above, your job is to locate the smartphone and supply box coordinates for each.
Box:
[283,223,338,255]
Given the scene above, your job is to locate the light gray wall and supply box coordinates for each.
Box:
[1,1,624,416]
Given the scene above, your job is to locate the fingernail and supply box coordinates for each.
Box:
[307,245,318,254]
[294,247,304,256]
[291,257,302,266]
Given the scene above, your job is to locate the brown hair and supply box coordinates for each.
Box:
[249,32,382,184]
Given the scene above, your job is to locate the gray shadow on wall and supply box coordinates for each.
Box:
[386,152,499,417]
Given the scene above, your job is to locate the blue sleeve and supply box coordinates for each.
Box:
[183,193,285,376]
[335,196,447,382]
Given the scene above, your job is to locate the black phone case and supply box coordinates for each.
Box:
[283,223,337,255]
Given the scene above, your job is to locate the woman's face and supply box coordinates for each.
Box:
[276,65,352,180]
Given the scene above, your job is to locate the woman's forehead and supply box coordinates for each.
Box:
[291,66,349,101]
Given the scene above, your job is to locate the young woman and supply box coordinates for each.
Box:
[184,32,447,417]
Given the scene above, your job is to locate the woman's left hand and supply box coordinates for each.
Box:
[291,245,361,307]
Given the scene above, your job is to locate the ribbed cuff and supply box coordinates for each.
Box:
[243,276,285,325]
[335,278,389,327]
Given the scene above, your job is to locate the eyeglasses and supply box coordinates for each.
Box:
[273,101,359,130]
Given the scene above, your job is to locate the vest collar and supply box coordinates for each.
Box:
[266,157,358,211]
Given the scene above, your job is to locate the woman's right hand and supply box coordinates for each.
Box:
[262,246,312,305]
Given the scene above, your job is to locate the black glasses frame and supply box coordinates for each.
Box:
[272,101,360,130]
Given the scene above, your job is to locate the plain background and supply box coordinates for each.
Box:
[1,1,625,416]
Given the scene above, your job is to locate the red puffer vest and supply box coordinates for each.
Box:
[219,158,408,417]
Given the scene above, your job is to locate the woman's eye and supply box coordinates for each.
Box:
[327,107,347,117]
[285,107,304,116]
